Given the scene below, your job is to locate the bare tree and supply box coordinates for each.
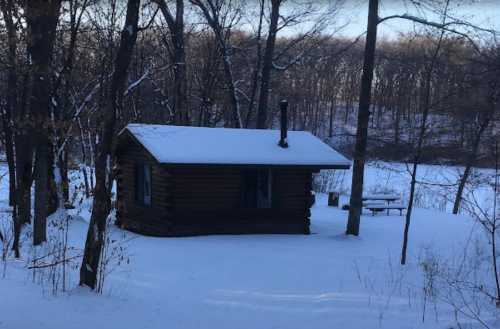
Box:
[346,0,491,236]
[0,0,22,258]
[50,0,92,208]
[0,0,28,257]
[243,0,265,128]
[0,0,17,207]
[452,55,500,214]
[25,0,63,245]
[401,17,449,265]
[190,0,243,128]
[153,0,189,125]
[80,0,141,289]
[255,0,281,129]
[346,0,379,236]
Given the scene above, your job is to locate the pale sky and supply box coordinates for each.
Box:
[336,0,500,39]
[262,0,500,39]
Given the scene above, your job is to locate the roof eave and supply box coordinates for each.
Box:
[159,162,351,170]
[117,128,163,164]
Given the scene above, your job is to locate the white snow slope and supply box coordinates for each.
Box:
[0,163,496,329]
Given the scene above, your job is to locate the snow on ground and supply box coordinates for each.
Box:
[0,163,496,329]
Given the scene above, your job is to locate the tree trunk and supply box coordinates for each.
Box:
[346,0,379,236]
[0,110,15,206]
[452,112,492,214]
[79,0,141,290]
[14,58,35,230]
[78,118,91,197]
[220,45,242,128]
[14,135,33,226]
[394,104,401,145]
[11,203,20,258]
[155,0,189,125]
[244,0,265,128]
[61,150,70,203]
[256,0,281,129]
[401,21,446,265]
[401,159,418,265]
[328,98,336,138]
[0,0,18,207]
[25,0,62,245]
[47,142,59,215]
[33,138,49,245]
[173,35,189,125]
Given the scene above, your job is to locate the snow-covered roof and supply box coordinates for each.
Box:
[120,124,350,169]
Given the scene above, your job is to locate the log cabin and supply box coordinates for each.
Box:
[115,111,350,236]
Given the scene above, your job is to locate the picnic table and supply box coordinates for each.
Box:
[362,194,400,204]
[362,194,405,216]
[364,203,406,216]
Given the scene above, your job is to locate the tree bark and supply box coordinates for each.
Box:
[0,0,17,207]
[346,0,379,236]
[220,45,242,128]
[33,138,49,245]
[25,0,63,245]
[60,150,70,203]
[256,0,281,129]
[328,99,336,138]
[47,143,59,215]
[172,1,189,125]
[14,135,33,227]
[79,0,141,290]
[78,118,91,197]
[244,0,265,128]
[16,60,35,228]
[155,0,189,125]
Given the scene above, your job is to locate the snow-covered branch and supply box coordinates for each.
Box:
[123,67,150,97]
[377,14,493,53]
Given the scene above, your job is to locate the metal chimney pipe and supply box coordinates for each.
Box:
[278,100,289,148]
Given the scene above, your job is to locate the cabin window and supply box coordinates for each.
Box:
[241,170,272,208]
[135,163,152,206]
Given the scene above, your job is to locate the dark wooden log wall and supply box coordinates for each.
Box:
[116,141,174,236]
[169,167,312,235]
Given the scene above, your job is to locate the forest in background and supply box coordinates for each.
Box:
[1,1,498,167]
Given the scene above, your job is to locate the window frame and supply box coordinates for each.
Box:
[135,163,152,207]
[241,169,273,209]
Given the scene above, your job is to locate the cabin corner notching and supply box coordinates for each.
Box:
[115,124,350,237]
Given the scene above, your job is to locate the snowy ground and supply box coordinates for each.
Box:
[0,163,497,329]
[315,161,495,213]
